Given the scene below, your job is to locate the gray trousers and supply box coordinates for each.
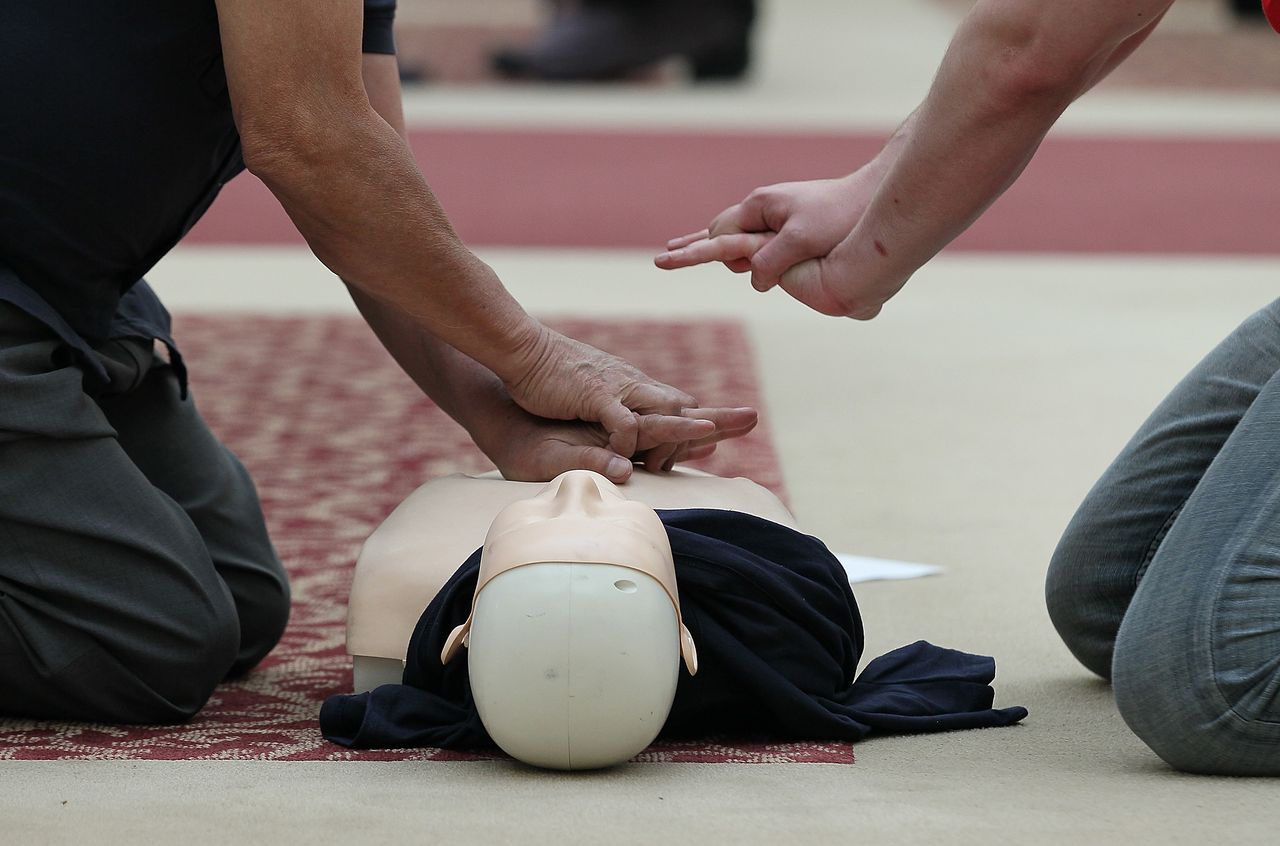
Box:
[0,303,289,724]
[1047,300,1280,775]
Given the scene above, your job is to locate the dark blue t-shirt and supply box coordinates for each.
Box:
[0,1,396,388]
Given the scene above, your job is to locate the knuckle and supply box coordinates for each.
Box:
[708,219,734,238]
[752,183,783,199]
[779,224,814,251]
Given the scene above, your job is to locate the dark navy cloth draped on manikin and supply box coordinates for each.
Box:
[320,509,1027,749]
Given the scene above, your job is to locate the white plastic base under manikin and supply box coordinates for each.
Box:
[352,655,405,693]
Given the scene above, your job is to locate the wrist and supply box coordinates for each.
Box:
[466,393,527,469]
[402,252,547,385]
[822,228,915,320]
[493,320,559,396]
[481,301,551,389]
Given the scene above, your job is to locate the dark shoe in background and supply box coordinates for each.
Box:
[492,0,756,82]
[1230,0,1265,20]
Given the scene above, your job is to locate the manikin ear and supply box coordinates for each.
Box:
[680,624,699,675]
[440,621,471,665]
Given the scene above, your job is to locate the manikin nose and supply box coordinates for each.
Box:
[551,470,612,515]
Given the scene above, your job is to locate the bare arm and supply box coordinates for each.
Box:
[350,53,496,432]
[213,0,750,463]
[348,55,535,469]
[834,0,1176,312]
[352,54,754,481]
[658,0,1174,318]
[214,0,542,375]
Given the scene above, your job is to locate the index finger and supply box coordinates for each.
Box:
[683,406,758,438]
[666,229,710,250]
[633,413,717,451]
[709,191,771,239]
[654,232,774,270]
[633,406,757,452]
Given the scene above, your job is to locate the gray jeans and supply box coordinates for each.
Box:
[1047,300,1280,775]
[0,304,289,724]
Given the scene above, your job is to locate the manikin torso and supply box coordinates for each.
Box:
[345,467,796,769]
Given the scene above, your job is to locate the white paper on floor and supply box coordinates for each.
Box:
[835,553,943,584]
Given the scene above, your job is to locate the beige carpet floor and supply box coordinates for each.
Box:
[9,0,1280,840]
[6,251,1279,844]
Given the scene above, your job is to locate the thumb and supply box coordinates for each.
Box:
[599,400,639,457]
[749,230,810,290]
[777,257,854,317]
[540,442,635,484]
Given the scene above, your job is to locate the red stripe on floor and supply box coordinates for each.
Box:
[185,129,1279,254]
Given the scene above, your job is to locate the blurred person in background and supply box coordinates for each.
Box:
[492,0,757,81]
[657,0,1280,776]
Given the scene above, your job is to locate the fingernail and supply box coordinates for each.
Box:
[608,457,631,478]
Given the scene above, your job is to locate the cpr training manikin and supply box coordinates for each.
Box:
[320,468,1027,769]
[441,470,699,769]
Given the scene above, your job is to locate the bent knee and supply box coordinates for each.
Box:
[139,615,242,722]
[229,569,291,676]
[1114,679,1280,775]
[91,606,241,724]
[1045,541,1115,680]
[0,607,240,725]
[1113,642,1280,775]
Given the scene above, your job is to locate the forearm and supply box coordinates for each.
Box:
[347,283,521,455]
[837,0,1173,292]
[215,0,716,462]
[247,112,542,384]
[342,55,517,444]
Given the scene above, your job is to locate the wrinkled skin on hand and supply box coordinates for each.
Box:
[477,402,759,484]
[502,325,753,462]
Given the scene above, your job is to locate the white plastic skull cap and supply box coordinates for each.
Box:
[440,470,698,674]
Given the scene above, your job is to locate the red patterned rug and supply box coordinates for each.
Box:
[0,315,851,764]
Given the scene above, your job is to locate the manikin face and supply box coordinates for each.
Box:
[503,467,658,525]
[441,469,697,674]
[442,470,697,770]
[482,470,676,576]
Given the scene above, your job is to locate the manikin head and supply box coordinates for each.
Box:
[441,470,698,770]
